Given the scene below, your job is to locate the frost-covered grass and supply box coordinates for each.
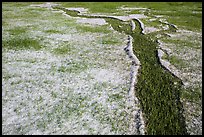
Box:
[2,2,135,135]
[75,24,112,33]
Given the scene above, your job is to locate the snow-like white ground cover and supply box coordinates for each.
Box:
[2,3,138,135]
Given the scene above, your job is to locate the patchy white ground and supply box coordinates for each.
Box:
[76,18,108,26]
[2,2,202,135]
[2,3,144,135]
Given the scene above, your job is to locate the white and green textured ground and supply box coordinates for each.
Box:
[2,2,202,135]
[2,3,137,135]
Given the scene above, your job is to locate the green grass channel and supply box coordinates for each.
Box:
[59,6,188,135]
[106,18,187,135]
[132,34,186,135]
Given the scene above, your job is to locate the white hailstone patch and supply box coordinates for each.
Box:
[154,15,164,18]
[192,11,202,14]
[30,2,59,9]
[162,24,169,30]
[46,33,73,41]
[149,18,157,22]
[65,7,89,14]
[89,68,124,85]
[128,14,148,19]
[110,14,148,21]
[167,29,202,40]
[76,18,108,26]
[119,7,148,11]
[67,8,148,23]
[143,26,160,34]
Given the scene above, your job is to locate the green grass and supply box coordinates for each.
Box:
[7,27,27,35]
[162,38,200,49]
[182,87,202,104]
[44,29,63,34]
[53,42,72,55]
[51,61,89,74]
[153,10,202,31]
[168,55,187,69]
[51,91,58,98]
[56,2,126,14]
[140,19,161,28]
[132,35,187,135]
[3,4,42,19]
[21,8,46,18]
[2,2,32,7]
[101,36,121,45]
[160,53,187,69]
[75,24,112,33]
[3,37,42,50]
[3,27,44,51]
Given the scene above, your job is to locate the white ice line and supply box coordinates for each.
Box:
[130,20,136,31]
[135,19,145,34]
[130,18,145,34]
[124,35,145,135]
[159,18,178,30]
[157,40,184,85]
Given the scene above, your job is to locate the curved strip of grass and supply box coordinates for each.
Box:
[53,6,188,135]
[105,18,187,135]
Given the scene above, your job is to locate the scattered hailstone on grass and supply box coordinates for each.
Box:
[149,18,157,22]
[3,4,144,134]
[76,18,108,26]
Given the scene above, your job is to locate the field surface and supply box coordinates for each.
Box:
[2,2,202,135]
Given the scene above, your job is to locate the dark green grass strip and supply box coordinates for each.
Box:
[105,18,188,135]
[54,6,188,135]
[132,34,187,135]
